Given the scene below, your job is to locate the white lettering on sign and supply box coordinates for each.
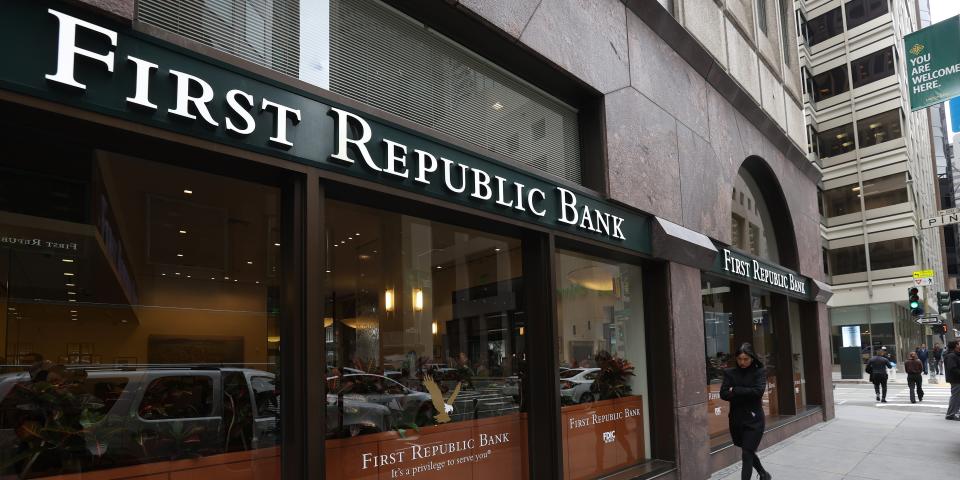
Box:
[722,249,806,295]
[358,431,508,478]
[41,9,630,244]
[910,53,960,94]
[567,406,642,430]
[1,236,79,251]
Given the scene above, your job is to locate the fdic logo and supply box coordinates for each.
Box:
[602,431,616,444]
[910,44,925,56]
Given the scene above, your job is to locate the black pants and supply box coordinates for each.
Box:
[872,374,888,400]
[741,449,766,480]
[908,374,924,402]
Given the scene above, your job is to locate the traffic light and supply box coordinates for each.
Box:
[938,291,952,314]
[908,287,923,316]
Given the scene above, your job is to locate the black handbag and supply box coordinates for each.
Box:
[865,364,873,375]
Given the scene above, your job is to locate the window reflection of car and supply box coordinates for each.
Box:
[0,367,279,477]
[559,368,601,404]
[326,374,432,436]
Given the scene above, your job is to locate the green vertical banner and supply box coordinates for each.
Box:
[906,15,960,111]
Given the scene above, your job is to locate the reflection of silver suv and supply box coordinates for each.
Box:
[326,374,432,436]
[0,367,279,477]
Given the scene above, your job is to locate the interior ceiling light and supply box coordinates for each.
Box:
[63,272,74,276]
[492,102,503,110]
[65,283,75,287]
[566,264,618,292]
[67,292,76,295]
[179,230,187,234]
[183,189,193,194]
[62,259,74,263]
[176,253,184,257]
[246,261,253,265]
[274,242,281,246]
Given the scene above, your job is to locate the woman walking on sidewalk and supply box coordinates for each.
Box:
[866,350,893,402]
[905,352,924,403]
[721,343,772,480]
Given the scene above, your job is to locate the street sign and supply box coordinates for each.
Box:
[921,209,960,229]
[915,315,942,325]
[914,277,934,286]
[913,269,935,278]
[905,15,960,111]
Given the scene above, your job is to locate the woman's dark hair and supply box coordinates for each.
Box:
[734,342,763,369]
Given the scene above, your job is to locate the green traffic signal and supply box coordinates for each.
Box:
[908,287,923,316]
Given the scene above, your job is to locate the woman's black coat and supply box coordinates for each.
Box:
[719,365,766,451]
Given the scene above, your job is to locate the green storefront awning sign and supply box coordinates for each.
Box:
[906,15,960,111]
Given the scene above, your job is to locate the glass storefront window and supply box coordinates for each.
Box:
[322,201,527,480]
[0,147,282,478]
[816,123,856,159]
[807,8,843,46]
[788,301,806,409]
[751,294,779,419]
[868,237,914,270]
[827,245,867,275]
[701,277,734,449]
[857,109,902,148]
[851,47,895,89]
[845,0,889,30]
[811,65,850,102]
[556,251,649,478]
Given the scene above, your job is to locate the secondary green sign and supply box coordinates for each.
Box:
[0,0,651,254]
[906,15,960,111]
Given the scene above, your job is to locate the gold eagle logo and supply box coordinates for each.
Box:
[422,375,461,423]
[910,44,924,56]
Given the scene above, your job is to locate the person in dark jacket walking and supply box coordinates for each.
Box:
[905,352,924,403]
[932,343,944,375]
[944,341,960,420]
[866,350,893,402]
[720,343,771,480]
[915,344,929,375]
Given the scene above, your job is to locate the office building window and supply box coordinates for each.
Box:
[821,174,907,218]
[757,0,768,34]
[330,0,583,184]
[807,8,843,46]
[851,47,895,88]
[807,125,821,156]
[845,0,889,30]
[869,238,914,270]
[861,174,908,210]
[816,123,856,158]
[811,65,849,102]
[822,183,861,217]
[857,109,902,148]
[828,245,867,275]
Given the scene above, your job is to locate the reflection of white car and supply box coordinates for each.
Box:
[559,368,600,404]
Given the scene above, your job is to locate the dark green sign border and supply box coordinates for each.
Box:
[905,15,960,111]
[710,246,811,300]
[0,0,651,254]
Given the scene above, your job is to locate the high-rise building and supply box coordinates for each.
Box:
[798,0,943,366]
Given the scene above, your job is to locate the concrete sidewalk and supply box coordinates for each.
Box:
[709,404,960,480]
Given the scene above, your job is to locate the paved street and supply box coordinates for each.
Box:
[710,391,960,479]
[833,380,952,415]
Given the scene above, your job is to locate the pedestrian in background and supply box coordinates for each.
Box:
[720,343,772,480]
[866,350,893,403]
[916,344,929,375]
[905,352,924,403]
[944,340,960,421]
[932,343,943,375]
